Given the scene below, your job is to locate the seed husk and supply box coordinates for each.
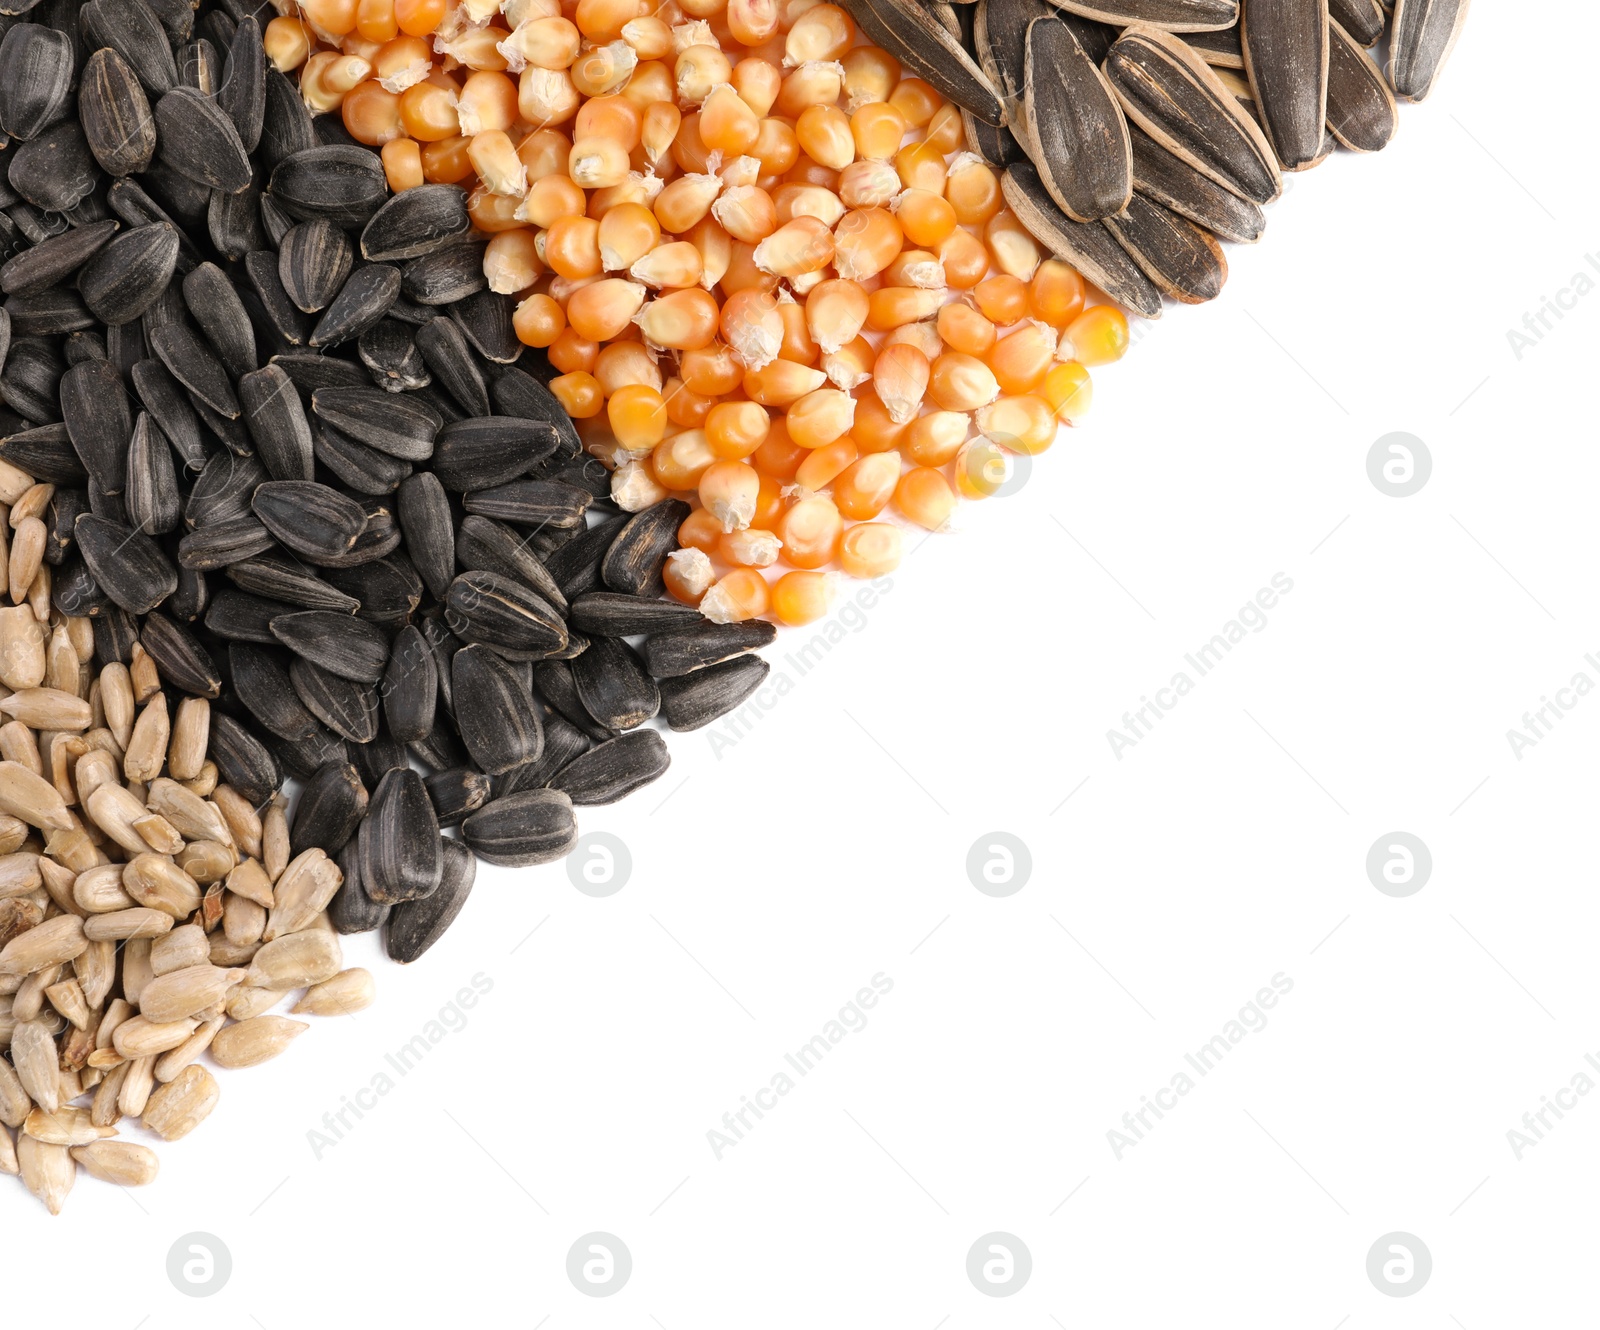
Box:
[8,122,100,213]
[289,762,368,858]
[415,317,490,417]
[550,730,670,805]
[384,834,474,960]
[454,515,568,613]
[451,644,544,775]
[431,416,562,492]
[571,636,659,732]
[395,472,454,602]
[270,610,388,683]
[289,657,379,743]
[0,24,75,144]
[839,0,1006,125]
[229,644,320,742]
[178,516,278,569]
[153,85,252,194]
[1128,122,1266,242]
[974,0,1048,120]
[268,145,388,229]
[181,261,257,379]
[278,219,354,314]
[149,321,241,418]
[251,480,368,564]
[1048,0,1237,28]
[81,0,179,95]
[228,552,359,612]
[381,622,437,745]
[207,712,281,805]
[1103,25,1283,204]
[140,611,222,697]
[659,653,772,731]
[0,220,118,298]
[1325,17,1397,151]
[1329,0,1383,45]
[569,592,705,638]
[1388,0,1468,102]
[1104,192,1228,302]
[444,569,567,659]
[602,499,692,597]
[310,262,401,349]
[311,385,441,461]
[359,766,441,903]
[460,787,576,867]
[360,184,471,262]
[1000,164,1165,319]
[74,515,178,615]
[125,413,181,536]
[1021,16,1133,222]
[217,14,265,152]
[1239,0,1330,172]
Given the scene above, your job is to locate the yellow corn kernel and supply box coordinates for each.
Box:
[628,241,703,290]
[888,76,940,126]
[572,40,638,98]
[635,287,720,349]
[675,45,732,106]
[865,285,944,331]
[976,394,1058,455]
[575,0,642,40]
[719,289,784,370]
[596,202,660,270]
[621,15,674,59]
[653,171,723,233]
[751,216,835,278]
[795,104,854,171]
[985,209,1042,281]
[803,279,868,355]
[832,207,903,281]
[924,101,964,154]
[609,385,668,450]
[744,358,828,407]
[872,343,929,426]
[487,229,544,294]
[565,278,648,340]
[821,334,874,391]
[831,451,900,518]
[785,387,855,450]
[468,130,526,195]
[664,546,715,605]
[955,438,1010,499]
[727,0,781,46]
[938,227,989,288]
[512,292,566,348]
[1030,259,1087,328]
[705,401,771,460]
[771,570,836,625]
[732,57,781,117]
[986,321,1056,395]
[700,82,760,155]
[793,436,858,491]
[595,341,663,395]
[699,460,762,532]
[264,17,313,71]
[711,184,779,245]
[894,466,956,530]
[719,527,784,568]
[651,428,717,489]
[775,494,842,568]
[519,66,581,126]
[937,301,996,357]
[928,352,1000,412]
[1063,305,1130,366]
[1041,361,1093,423]
[838,522,902,578]
[699,568,771,624]
[904,411,970,467]
[381,137,424,192]
[776,299,818,364]
[841,45,900,111]
[550,370,603,417]
[775,61,843,118]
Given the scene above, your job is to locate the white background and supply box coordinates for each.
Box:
[12,2,1600,1323]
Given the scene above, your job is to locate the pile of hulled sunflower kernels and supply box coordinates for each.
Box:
[259,0,1126,628]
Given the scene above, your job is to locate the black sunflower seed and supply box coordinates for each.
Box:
[348,726,408,790]
[170,563,209,620]
[154,86,252,193]
[267,722,349,781]
[60,358,134,492]
[311,384,440,461]
[1238,0,1329,172]
[205,587,295,644]
[92,606,139,665]
[268,144,387,228]
[185,451,265,528]
[217,13,264,152]
[443,569,567,660]
[257,67,313,175]
[0,422,86,483]
[208,184,266,259]
[8,121,100,212]
[1128,122,1265,243]
[238,363,315,481]
[1103,192,1228,303]
[381,621,436,745]
[454,515,567,613]
[181,261,257,378]
[1049,0,1236,25]
[124,411,179,535]
[322,548,419,616]
[423,767,490,828]
[399,236,486,306]
[384,834,473,960]
[311,418,413,495]
[53,556,106,617]
[460,788,576,868]
[571,636,659,731]
[273,350,370,395]
[1328,0,1381,45]
[289,656,379,742]
[45,487,88,565]
[549,729,669,805]
[409,712,467,771]
[640,619,777,678]
[659,654,771,730]
[207,711,280,803]
[1389,0,1467,102]
[602,498,691,596]
[414,316,489,416]
[462,479,591,530]
[289,760,367,858]
[357,318,428,391]
[543,511,628,601]
[330,837,389,934]
[395,471,453,601]
[0,24,75,143]
[1325,17,1397,151]
[436,418,561,494]
[5,287,94,336]
[489,365,582,459]
[452,644,545,775]
[569,592,704,637]
[74,513,177,613]
[840,0,1005,124]
[359,766,441,903]
[228,641,320,741]
[271,609,388,682]
[446,288,520,364]
[0,338,67,423]
[244,250,314,346]
[228,551,359,611]
[149,321,240,418]
[78,221,180,325]
[0,218,115,296]
[359,184,470,262]
[177,38,219,94]
[251,480,368,563]
[1022,16,1133,222]
[278,217,353,314]
[497,711,591,795]
[140,608,221,696]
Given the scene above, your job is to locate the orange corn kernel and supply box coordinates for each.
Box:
[821,334,874,391]
[937,302,996,357]
[785,2,854,61]
[620,14,674,59]
[973,273,1030,325]
[689,218,734,290]
[497,239,550,301]
[837,158,900,209]
[987,321,1056,395]
[467,188,524,233]
[732,58,781,117]
[894,466,957,530]
[700,83,761,156]
[776,300,818,365]
[399,81,459,141]
[775,495,843,568]
[594,341,662,395]
[264,17,314,71]
[519,130,573,182]
[572,40,640,99]
[468,129,527,195]
[394,0,443,35]
[832,207,902,282]
[675,45,733,106]
[924,101,964,153]
[893,139,947,192]
[720,290,784,370]
[355,0,397,41]
[752,420,806,481]
[1030,259,1087,328]
[566,278,648,340]
[700,568,771,624]
[929,351,1002,412]
[1063,305,1130,366]
[848,387,909,455]
[640,101,681,165]
[576,0,643,40]
[629,241,704,290]
[872,343,929,425]
[955,438,1010,499]
[752,216,835,278]
[793,436,857,491]
[700,460,762,531]
[771,570,835,625]
[548,327,600,375]
[938,227,989,288]
[519,67,581,127]
[522,174,586,228]
[457,70,519,135]
[888,76,940,126]
[568,136,630,188]
[545,215,603,279]
[664,547,715,606]
[752,117,800,178]
[596,202,659,271]
[509,16,581,70]
[744,359,828,407]
[839,522,902,578]
[380,137,423,191]
[663,378,715,429]
[881,247,944,288]
[550,371,604,417]
[679,507,725,552]
[894,188,957,247]
[831,451,900,519]
[420,136,474,185]
[865,285,945,331]
[750,474,785,530]
[609,385,669,450]
[794,105,855,172]
[653,172,722,234]
[652,429,718,489]
[622,58,674,108]
[786,387,855,449]
[681,343,743,397]
[1041,361,1093,423]
[727,0,781,46]
[849,101,906,160]
[301,0,358,35]
[804,279,869,355]
[976,394,1058,454]
[776,61,844,119]
[840,45,899,110]
[711,185,779,245]
[706,401,771,460]
[985,209,1042,281]
[945,156,1001,226]
[904,411,970,466]
[635,287,720,349]
[718,527,783,569]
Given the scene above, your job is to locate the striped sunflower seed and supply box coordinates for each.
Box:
[640,620,777,678]
[207,713,281,805]
[360,184,472,262]
[423,766,491,828]
[268,145,389,229]
[974,0,1049,122]
[460,787,577,868]
[1104,192,1229,302]
[181,262,258,380]
[0,221,118,298]
[1183,23,1244,65]
[431,416,563,492]
[1388,0,1468,102]
[444,570,567,660]
[229,553,361,612]
[0,24,75,143]
[1049,0,1237,28]
[149,321,241,418]
[271,611,388,683]
[1021,16,1133,222]
[380,623,438,746]
[1129,122,1266,243]
[289,763,368,858]
[1104,25,1283,204]
[550,729,670,806]
[278,219,354,314]
[414,317,490,416]
[251,481,368,564]
[311,385,441,461]
[217,16,265,152]
[385,835,475,961]
[602,499,692,597]
[1325,18,1397,151]
[451,645,544,776]
[359,767,441,903]
[395,473,455,601]
[154,86,251,194]
[287,660,377,742]
[1239,0,1330,172]
[309,262,402,349]
[571,637,659,732]
[140,612,223,698]
[82,0,179,95]
[839,0,1006,125]
[659,654,772,731]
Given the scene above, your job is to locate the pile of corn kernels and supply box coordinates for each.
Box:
[262,0,1131,627]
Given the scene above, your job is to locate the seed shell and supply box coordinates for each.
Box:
[359,767,442,903]
[207,712,281,804]
[268,145,388,229]
[310,262,401,349]
[0,24,75,144]
[155,86,252,194]
[1021,16,1133,222]
[251,481,368,563]
[141,610,223,696]
[75,515,178,614]
[149,322,241,418]
[443,569,567,659]
[460,788,576,868]
[289,657,379,743]
[1388,0,1468,102]
[1104,192,1228,302]
[311,385,441,461]
[838,0,1006,125]
[1239,0,1330,172]
[1128,122,1265,242]
[270,610,388,683]
[1324,17,1397,150]
[549,729,670,805]
[74,220,178,330]
[181,261,257,379]
[1049,0,1237,27]
[359,184,471,262]
[290,761,368,857]
[384,834,474,960]
[0,220,117,297]
[1328,0,1383,45]
[451,644,544,775]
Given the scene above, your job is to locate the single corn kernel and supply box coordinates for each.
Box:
[572,40,639,98]
[653,171,723,233]
[394,0,445,35]
[512,291,566,346]
[865,285,945,331]
[884,318,942,361]
[594,340,663,394]
[679,508,725,552]
[937,302,996,357]
[752,216,834,278]
[793,435,857,491]
[894,188,957,247]
[469,129,527,195]
[640,100,682,165]
[1030,259,1087,328]
[804,279,868,355]
[955,438,1010,499]
[752,424,806,484]
[976,395,1058,454]
[468,187,524,232]
[664,547,715,605]
[831,451,900,518]
[544,214,603,278]
[752,117,800,177]
[687,217,733,290]
[832,207,902,281]
[608,385,668,450]
[776,300,818,364]
[712,184,779,244]
[421,135,475,184]
[700,82,761,155]
[727,0,781,46]
[944,154,1002,226]
[622,15,675,59]
[699,568,771,624]
[938,227,989,288]
[576,94,642,149]
[264,16,314,71]
[840,45,899,111]
[635,287,720,349]
[569,136,631,188]
[302,0,359,35]
[675,45,732,105]
[744,358,828,406]
[575,0,642,40]
[700,460,761,531]
[550,370,604,417]
[848,387,909,454]
[849,101,905,161]
[987,321,1056,395]
[719,527,784,568]
[519,67,581,126]
[1042,361,1093,423]
[924,101,964,153]
[399,79,459,140]
[839,522,902,578]
[771,570,836,625]
[795,105,854,171]
[705,401,771,460]
[929,352,1001,412]
[622,58,675,108]
[973,273,1030,325]
[785,2,854,61]
[772,183,846,227]
[548,327,600,374]
[837,158,900,209]
[821,334,874,390]
[613,457,670,510]
[521,174,586,227]
[342,80,404,145]
[680,342,742,396]
[566,278,648,340]
[664,376,715,428]
[882,248,945,289]
[652,428,718,488]
[597,202,660,270]
[785,387,855,449]
[732,58,781,117]
[985,209,1042,281]
[381,136,424,191]
[775,61,843,118]
[871,343,929,426]
[775,494,843,568]
[888,76,940,126]
[904,411,970,467]
[720,289,784,370]
[355,0,397,42]
[630,241,704,290]
[509,15,581,70]
[894,466,956,530]
[893,139,947,192]
[1063,305,1130,366]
